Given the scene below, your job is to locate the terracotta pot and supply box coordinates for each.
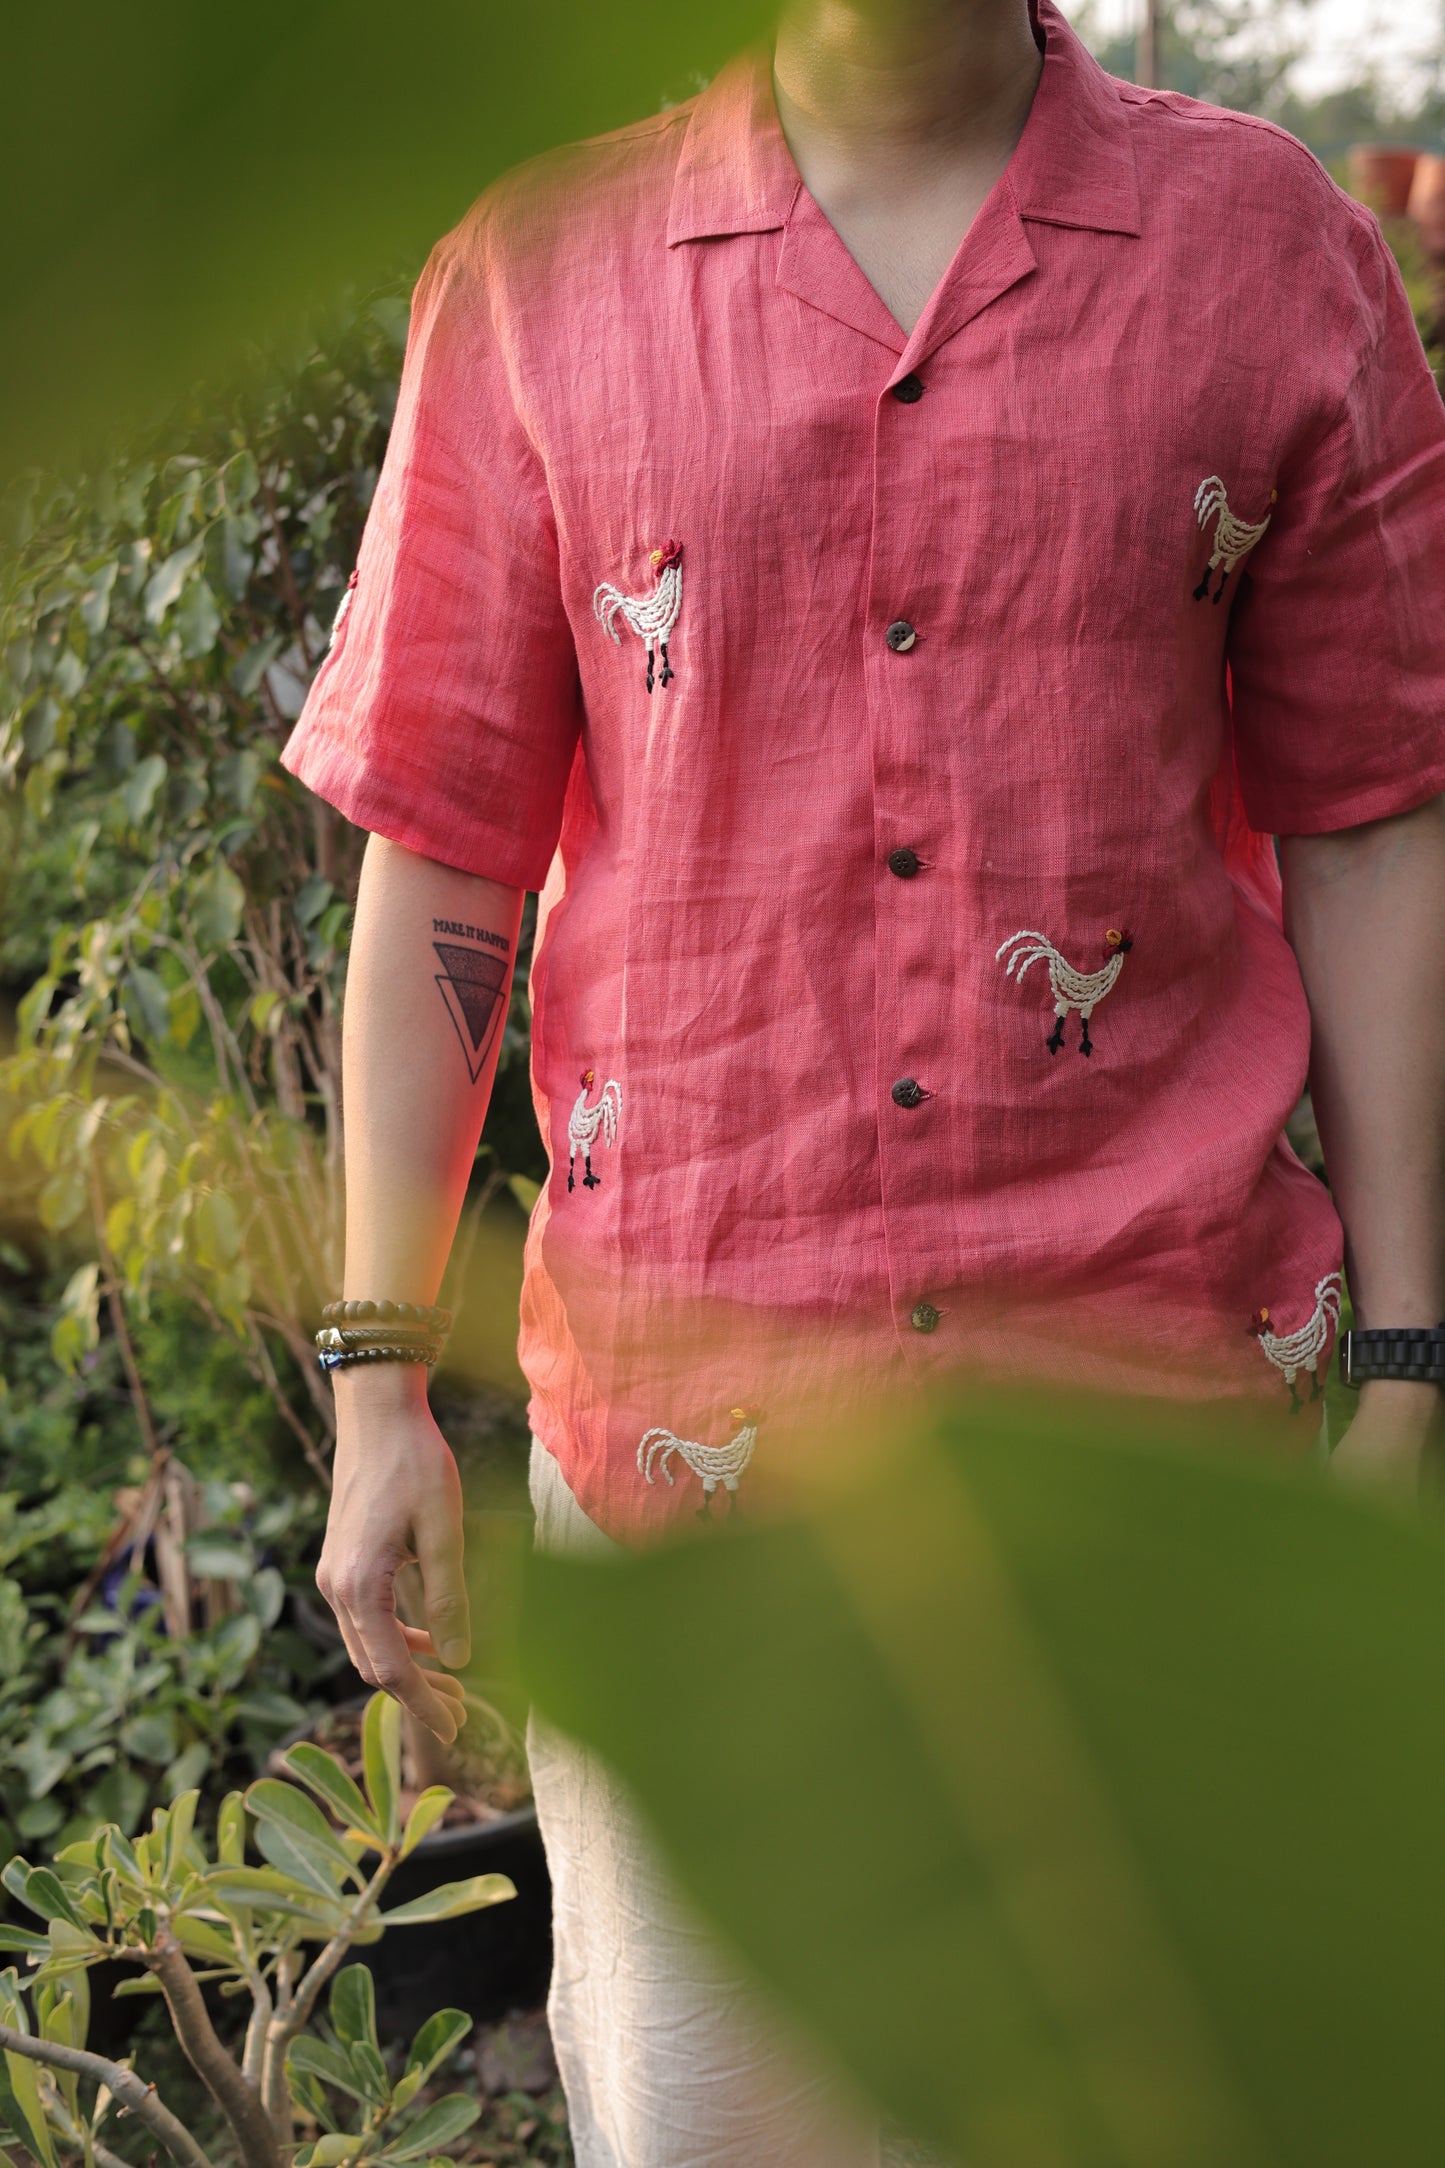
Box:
[1347,143,1422,219]
[1408,152,1445,259]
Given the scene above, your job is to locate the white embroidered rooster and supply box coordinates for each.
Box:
[567,1069,621,1192]
[593,539,683,693]
[1251,1271,1343,1412]
[996,928,1132,1057]
[638,1405,761,1519]
[1192,475,1276,604]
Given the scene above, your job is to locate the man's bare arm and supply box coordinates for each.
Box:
[317,833,524,1739]
[1281,791,1445,1479]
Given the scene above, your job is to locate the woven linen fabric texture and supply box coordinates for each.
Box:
[281,0,1445,1541]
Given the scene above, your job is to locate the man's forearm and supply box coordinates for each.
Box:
[340,834,524,1308]
[1280,793,1445,1334]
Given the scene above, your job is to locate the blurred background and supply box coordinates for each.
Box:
[2,5,1444,2164]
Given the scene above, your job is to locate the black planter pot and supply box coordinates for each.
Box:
[360,1809,553,2037]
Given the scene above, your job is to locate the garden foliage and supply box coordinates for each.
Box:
[0,1691,513,2167]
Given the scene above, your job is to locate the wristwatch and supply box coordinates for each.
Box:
[1340,1325,1445,1389]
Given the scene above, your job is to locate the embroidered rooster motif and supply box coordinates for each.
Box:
[996,928,1133,1057]
[1251,1271,1343,1412]
[638,1406,761,1519]
[1192,476,1276,604]
[593,540,683,692]
[566,1070,621,1192]
[327,568,359,649]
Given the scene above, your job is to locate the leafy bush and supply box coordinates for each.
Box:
[0,1692,513,2167]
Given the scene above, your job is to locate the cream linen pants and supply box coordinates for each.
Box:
[526,1438,881,2168]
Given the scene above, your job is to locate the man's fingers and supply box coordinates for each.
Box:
[416,1513,471,1671]
[350,1599,461,1743]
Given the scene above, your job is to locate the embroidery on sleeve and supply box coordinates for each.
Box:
[567,1069,622,1192]
[327,568,359,649]
[593,540,683,692]
[638,1406,760,1519]
[1251,1271,1343,1412]
[1192,477,1276,604]
[996,928,1132,1058]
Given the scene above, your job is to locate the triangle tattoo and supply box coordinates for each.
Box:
[433,941,509,1083]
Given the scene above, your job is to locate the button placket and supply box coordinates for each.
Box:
[871,355,952,1357]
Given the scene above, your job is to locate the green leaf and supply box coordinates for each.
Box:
[189,859,245,951]
[246,1779,362,1874]
[163,1741,213,1802]
[39,1167,87,1236]
[172,1917,237,1966]
[347,2037,389,2107]
[385,2093,480,2158]
[379,1873,515,1926]
[281,1742,383,1845]
[328,1961,377,2054]
[142,538,202,622]
[398,1787,453,1859]
[286,2035,368,2102]
[20,1869,89,1934]
[294,2139,366,2166]
[175,575,221,659]
[403,2007,470,2087]
[161,1788,200,1881]
[183,1538,251,1579]
[361,1693,401,1846]
[119,1709,177,1766]
[217,1791,246,1868]
[122,963,171,1046]
[191,1190,242,1270]
[0,1927,49,1958]
[110,1974,166,1998]
[508,1173,542,1212]
[231,633,282,698]
[122,751,166,826]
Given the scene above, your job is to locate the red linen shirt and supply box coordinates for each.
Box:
[282,0,1445,1538]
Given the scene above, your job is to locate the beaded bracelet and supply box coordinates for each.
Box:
[317,1344,438,1375]
[313,1326,444,1360]
[322,1298,452,1332]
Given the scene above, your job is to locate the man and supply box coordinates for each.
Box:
[281,0,1445,2158]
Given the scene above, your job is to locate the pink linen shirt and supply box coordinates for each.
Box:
[281,0,1445,1538]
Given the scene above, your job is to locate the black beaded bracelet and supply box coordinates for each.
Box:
[317,1344,438,1375]
[322,1298,453,1332]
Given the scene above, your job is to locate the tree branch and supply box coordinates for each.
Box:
[149,1937,280,2168]
[88,1147,163,1461]
[0,2021,214,2168]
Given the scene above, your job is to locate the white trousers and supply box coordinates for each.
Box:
[527,1438,881,2168]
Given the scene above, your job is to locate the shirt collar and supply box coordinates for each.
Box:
[666,0,1141,250]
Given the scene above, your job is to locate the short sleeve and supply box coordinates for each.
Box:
[279,214,582,888]
[1227,214,1445,835]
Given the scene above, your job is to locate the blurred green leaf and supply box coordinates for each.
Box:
[1,0,773,479]
[522,1394,1445,2168]
[189,858,245,949]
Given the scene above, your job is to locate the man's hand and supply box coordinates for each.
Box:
[1327,1378,1442,1491]
[317,1366,471,1744]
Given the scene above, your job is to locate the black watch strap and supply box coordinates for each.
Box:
[1341,1325,1445,1389]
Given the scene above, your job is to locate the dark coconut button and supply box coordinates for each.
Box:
[910,1301,941,1334]
[891,1078,925,1109]
[885,620,917,652]
[887,847,920,879]
[891,372,925,403]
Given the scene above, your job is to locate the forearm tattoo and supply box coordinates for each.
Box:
[431,918,511,1083]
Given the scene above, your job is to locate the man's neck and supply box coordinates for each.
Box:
[771,0,1044,334]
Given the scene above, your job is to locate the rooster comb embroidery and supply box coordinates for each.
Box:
[594,542,684,693]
